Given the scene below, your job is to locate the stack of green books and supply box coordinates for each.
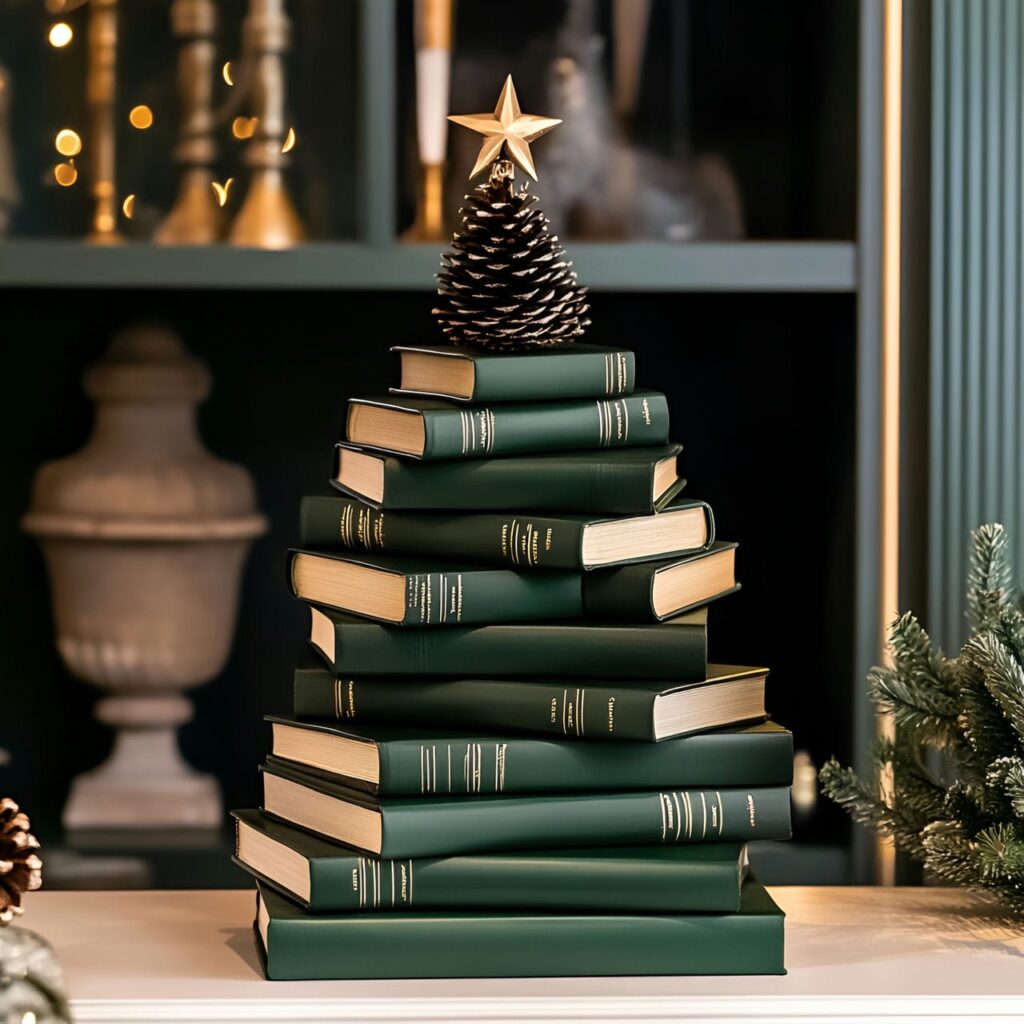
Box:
[234,343,791,980]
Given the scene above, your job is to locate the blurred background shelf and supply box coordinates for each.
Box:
[0,240,856,291]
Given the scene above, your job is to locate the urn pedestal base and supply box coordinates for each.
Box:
[62,697,220,830]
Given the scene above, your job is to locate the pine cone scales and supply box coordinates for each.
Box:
[434,176,590,350]
[0,797,42,924]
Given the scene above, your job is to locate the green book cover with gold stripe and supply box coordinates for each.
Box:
[233,810,751,913]
[254,878,786,978]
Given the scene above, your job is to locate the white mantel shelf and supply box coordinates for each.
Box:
[20,886,1024,1023]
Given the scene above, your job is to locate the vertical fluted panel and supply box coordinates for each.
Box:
[930,0,1024,648]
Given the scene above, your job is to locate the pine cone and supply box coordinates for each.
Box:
[433,170,590,351]
[0,798,42,924]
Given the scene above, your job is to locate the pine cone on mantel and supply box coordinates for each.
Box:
[0,797,42,924]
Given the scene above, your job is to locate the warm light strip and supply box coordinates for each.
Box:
[876,0,903,887]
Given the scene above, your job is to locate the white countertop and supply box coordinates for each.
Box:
[19,885,1024,1023]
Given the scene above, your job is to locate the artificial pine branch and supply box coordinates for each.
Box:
[822,523,1024,914]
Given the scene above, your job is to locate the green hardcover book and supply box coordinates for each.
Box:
[298,495,715,571]
[232,810,751,913]
[293,665,773,742]
[266,717,793,795]
[391,343,636,403]
[288,550,582,626]
[254,879,786,979]
[260,759,792,858]
[307,605,708,679]
[584,542,741,621]
[331,442,685,513]
[345,391,669,460]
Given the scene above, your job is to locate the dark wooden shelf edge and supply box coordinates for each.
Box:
[0,240,857,292]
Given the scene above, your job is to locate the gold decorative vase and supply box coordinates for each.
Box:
[22,325,267,829]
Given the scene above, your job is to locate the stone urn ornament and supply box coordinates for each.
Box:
[23,325,267,829]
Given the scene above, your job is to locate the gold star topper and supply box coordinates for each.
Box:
[449,75,561,182]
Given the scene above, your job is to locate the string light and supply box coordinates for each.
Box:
[222,61,234,86]
[53,161,78,187]
[122,194,135,219]
[281,127,296,154]
[48,22,73,47]
[211,178,234,207]
[55,128,82,156]
[129,105,153,130]
[231,116,256,139]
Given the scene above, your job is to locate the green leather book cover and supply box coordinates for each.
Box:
[584,542,742,621]
[233,810,749,913]
[308,605,708,679]
[260,759,793,858]
[391,344,636,403]
[346,391,669,459]
[254,878,786,978]
[332,442,685,513]
[293,664,770,742]
[288,549,583,626]
[298,494,715,571]
[267,716,793,794]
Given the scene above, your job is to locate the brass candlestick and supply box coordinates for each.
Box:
[155,0,223,244]
[404,0,452,241]
[86,0,121,244]
[228,0,304,248]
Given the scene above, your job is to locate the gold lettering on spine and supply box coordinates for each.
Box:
[641,397,651,425]
[747,793,756,828]
[347,680,355,717]
[607,696,615,733]
[659,793,668,840]
[545,527,553,551]
[400,862,408,902]
[549,696,558,724]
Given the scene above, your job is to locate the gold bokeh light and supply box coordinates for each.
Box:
[129,105,154,130]
[222,61,234,86]
[122,194,136,220]
[54,161,78,187]
[48,22,73,48]
[231,116,256,139]
[55,128,82,157]
[281,127,296,154]
[211,178,234,207]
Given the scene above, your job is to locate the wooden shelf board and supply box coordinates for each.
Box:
[0,240,857,292]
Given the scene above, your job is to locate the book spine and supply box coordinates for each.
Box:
[398,568,583,626]
[259,883,785,979]
[290,848,745,913]
[582,563,656,620]
[299,497,588,569]
[416,393,668,459]
[473,348,636,402]
[294,669,658,741]
[375,731,792,795]
[378,450,665,513]
[380,787,792,858]
[318,616,706,679]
